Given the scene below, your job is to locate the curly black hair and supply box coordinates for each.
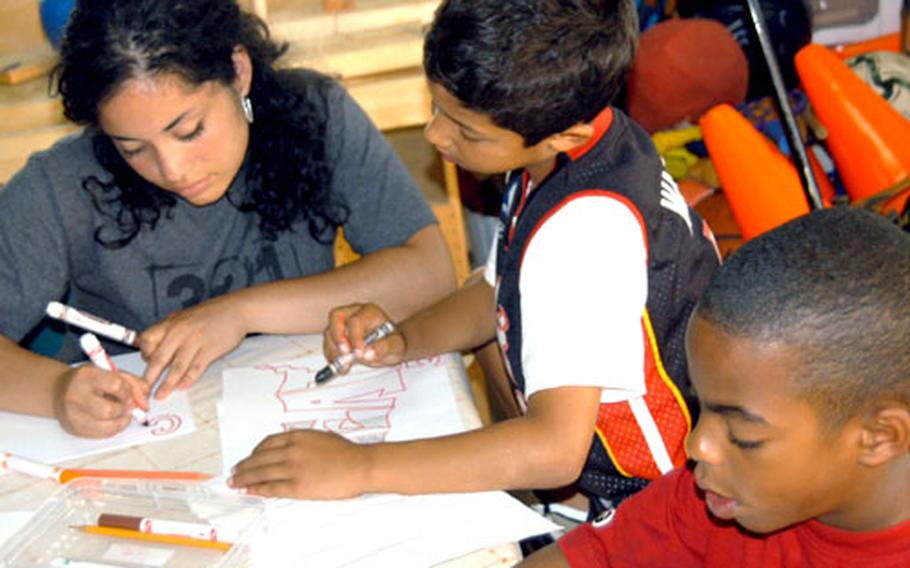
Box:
[54,0,347,248]
[423,0,638,146]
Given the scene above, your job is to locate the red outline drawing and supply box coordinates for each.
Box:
[255,356,444,442]
[148,414,182,436]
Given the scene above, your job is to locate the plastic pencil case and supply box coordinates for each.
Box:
[0,478,265,568]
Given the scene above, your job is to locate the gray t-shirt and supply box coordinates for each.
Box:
[0,71,436,361]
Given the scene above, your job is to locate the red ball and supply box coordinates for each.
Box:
[626,18,749,134]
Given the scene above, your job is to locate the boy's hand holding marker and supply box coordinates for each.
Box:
[321,303,405,375]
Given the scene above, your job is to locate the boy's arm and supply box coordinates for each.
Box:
[516,543,570,567]
[395,274,498,359]
[228,384,601,498]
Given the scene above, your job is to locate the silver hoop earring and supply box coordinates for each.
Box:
[241,95,254,124]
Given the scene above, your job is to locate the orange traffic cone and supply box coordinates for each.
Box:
[795,43,910,211]
[700,104,810,241]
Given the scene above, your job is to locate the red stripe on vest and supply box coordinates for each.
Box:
[594,312,691,480]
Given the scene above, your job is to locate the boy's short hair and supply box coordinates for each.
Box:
[695,208,910,428]
[423,0,638,146]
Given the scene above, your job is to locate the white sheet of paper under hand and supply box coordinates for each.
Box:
[0,350,197,463]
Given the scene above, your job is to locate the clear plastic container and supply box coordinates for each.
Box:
[0,478,265,568]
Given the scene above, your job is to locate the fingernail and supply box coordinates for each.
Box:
[339,343,351,355]
[364,348,376,361]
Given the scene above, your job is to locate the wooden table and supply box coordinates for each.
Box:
[0,334,520,567]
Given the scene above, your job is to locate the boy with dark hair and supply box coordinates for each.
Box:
[229,0,720,513]
[520,207,910,566]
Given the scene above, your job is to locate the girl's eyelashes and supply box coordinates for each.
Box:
[178,122,205,142]
[116,120,204,157]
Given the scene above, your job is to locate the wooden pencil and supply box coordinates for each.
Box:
[77,525,233,552]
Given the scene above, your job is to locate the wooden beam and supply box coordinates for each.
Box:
[0,0,47,56]
[344,68,431,131]
[323,0,356,12]
[250,0,269,21]
[0,72,67,133]
[283,23,424,80]
[0,124,80,184]
[335,0,437,35]
[269,0,439,42]
[0,48,57,86]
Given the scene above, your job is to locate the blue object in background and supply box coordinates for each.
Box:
[39,0,76,50]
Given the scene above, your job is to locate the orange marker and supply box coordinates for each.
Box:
[1,452,211,483]
[58,468,212,483]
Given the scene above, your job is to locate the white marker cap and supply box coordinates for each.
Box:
[79,332,102,354]
[46,301,65,319]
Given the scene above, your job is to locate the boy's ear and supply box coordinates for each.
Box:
[231,45,253,97]
[856,403,910,467]
[545,123,595,154]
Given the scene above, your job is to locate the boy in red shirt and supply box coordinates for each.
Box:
[520,207,910,567]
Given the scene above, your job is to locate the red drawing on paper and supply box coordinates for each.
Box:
[256,357,444,442]
[147,414,182,436]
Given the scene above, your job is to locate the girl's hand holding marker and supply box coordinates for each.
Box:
[46,302,150,434]
[79,333,149,426]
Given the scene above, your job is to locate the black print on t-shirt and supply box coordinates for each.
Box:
[147,242,301,316]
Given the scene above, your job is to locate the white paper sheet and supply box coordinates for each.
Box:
[219,354,466,472]
[251,491,558,567]
[0,351,196,463]
[218,351,559,566]
[0,512,31,550]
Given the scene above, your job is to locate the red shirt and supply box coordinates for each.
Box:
[558,467,910,567]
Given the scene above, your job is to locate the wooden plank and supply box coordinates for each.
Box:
[335,0,437,35]
[0,0,47,56]
[0,124,80,184]
[0,48,58,85]
[283,23,424,80]
[385,127,470,283]
[323,0,356,11]
[0,73,67,133]
[344,68,431,131]
[269,0,438,42]
[250,0,269,20]
[0,97,63,133]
